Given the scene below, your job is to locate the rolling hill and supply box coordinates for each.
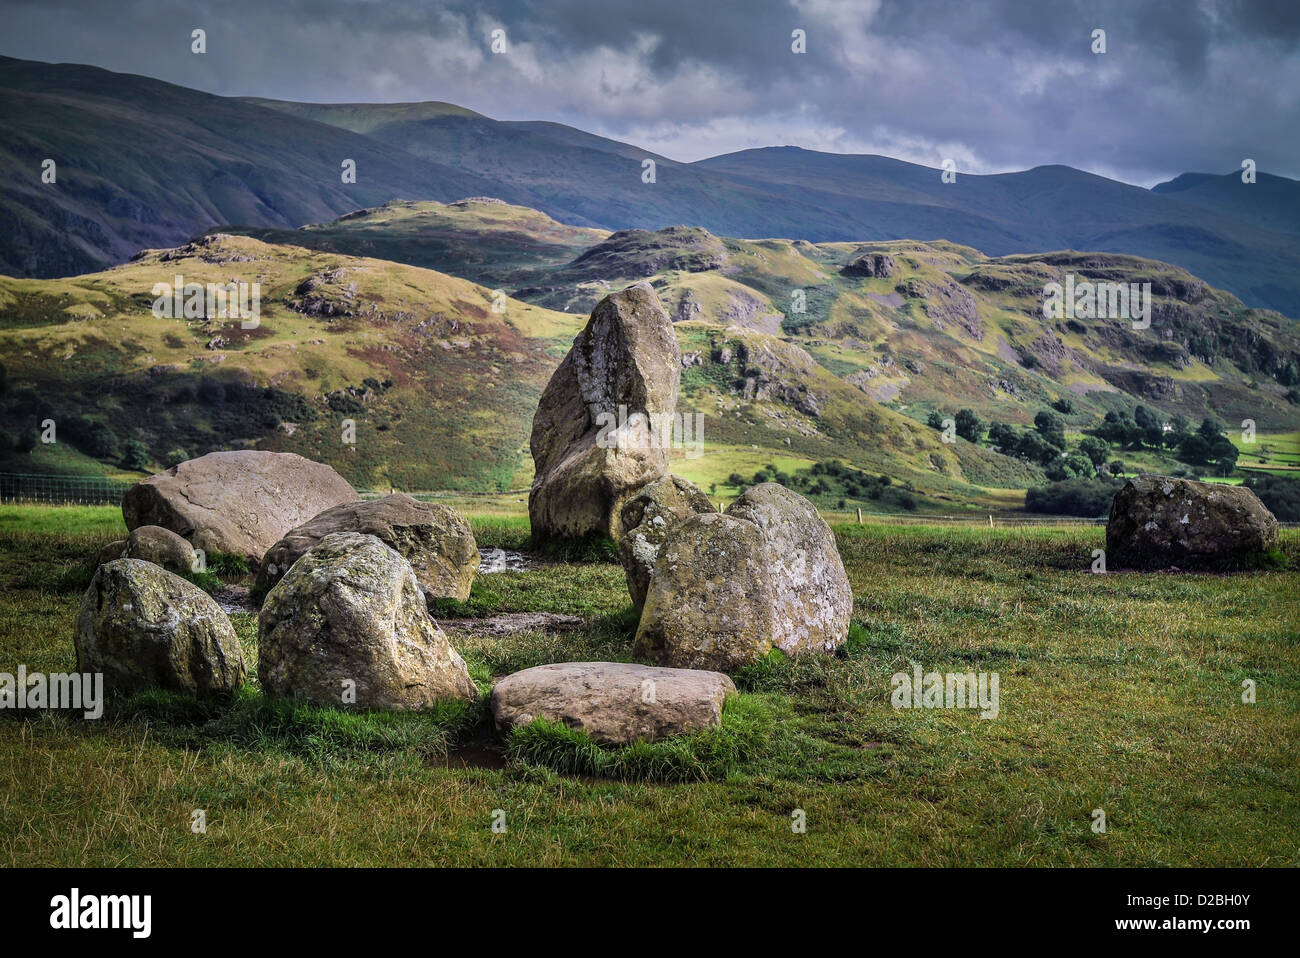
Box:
[2,56,1299,317]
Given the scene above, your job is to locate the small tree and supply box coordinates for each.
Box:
[122,439,150,471]
[954,408,985,443]
[1109,460,1126,477]
[165,447,190,468]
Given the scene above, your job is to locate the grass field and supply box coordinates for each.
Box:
[0,504,1296,866]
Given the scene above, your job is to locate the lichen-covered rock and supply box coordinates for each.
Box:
[618,475,716,613]
[75,559,245,697]
[634,484,853,671]
[122,450,359,567]
[491,661,734,745]
[258,532,476,709]
[529,282,681,542]
[255,494,478,602]
[726,483,854,654]
[123,525,197,575]
[1106,475,1279,570]
[634,513,778,671]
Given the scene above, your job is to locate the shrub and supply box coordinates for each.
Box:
[1025,478,1124,517]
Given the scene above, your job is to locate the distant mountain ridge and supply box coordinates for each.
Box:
[1,55,1298,317]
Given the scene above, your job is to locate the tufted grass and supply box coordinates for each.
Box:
[0,505,1297,866]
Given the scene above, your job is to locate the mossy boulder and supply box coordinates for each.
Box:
[256,493,478,602]
[1106,475,1280,570]
[75,559,245,697]
[258,532,476,709]
[634,484,853,671]
[618,475,716,613]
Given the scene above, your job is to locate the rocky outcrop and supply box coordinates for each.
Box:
[75,559,245,697]
[122,451,358,567]
[1105,476,1280,570]
[258,533,477,709]
[255,494,478,601]
[529,283,681,542]
[634,484,853,671]
[123,525,197,575]
[491,662,734,745]
[618,476,716,613]
[842,251,897,278]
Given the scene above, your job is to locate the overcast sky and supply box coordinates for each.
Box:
[3,0,1298,186]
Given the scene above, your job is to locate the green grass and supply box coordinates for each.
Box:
[1,508,1297,866]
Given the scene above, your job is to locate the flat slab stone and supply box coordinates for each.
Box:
[490,661,735,745]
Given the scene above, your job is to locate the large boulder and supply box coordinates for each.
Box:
[633,513,778,671]
[725,483,854,653]
[75,559,246,697]
[634,484,853,671]
[255,494,478,601]
[123,525,197,575]
[529,282,682,542]
[1106,476,1280,570]
[122,451,358,566]
[490,661,734,745]
[258,533,477,709]
[841,251,897,278]
[618,475,716,613]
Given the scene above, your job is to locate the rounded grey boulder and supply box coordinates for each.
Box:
[123,524,197,575]
[75,559,246,697]
[258,532,477,710]
[1106,475,1279,570]
[255,493,478,601]
[490,661,735,745]
[122,450,359,567]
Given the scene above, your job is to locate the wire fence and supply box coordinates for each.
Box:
[0,473,131,505]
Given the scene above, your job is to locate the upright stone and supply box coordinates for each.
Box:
[529,282,681,542]
[618,475,716,613]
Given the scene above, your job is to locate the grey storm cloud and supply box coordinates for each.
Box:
[2,0,1297,185]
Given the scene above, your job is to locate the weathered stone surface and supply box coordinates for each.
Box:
[634,484,853,671]
[726,483,854,654]
[529,282,681,542]
[123,525,197,575]
[255,493,478,601]
[842,251,897,278]
[122,450,358,566]
[75,559,245,697]
[490,661,734,745]
[258,533,476,709]
[1106,475,1279,570]
[634,513,778,671]
[618,475,716,613]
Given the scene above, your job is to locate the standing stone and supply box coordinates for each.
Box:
[529,282,682,542]
[618,475,716,613]
[75,559,245,697]
[258,533,477,709]
[634,513,778,671]
[491,661,735,745]
[1106,475,1280,570]
[123,525,197,575]
[256,493,478,601]
[726,483,854,654]
[122,450,358,567]
[634,484,853,671]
